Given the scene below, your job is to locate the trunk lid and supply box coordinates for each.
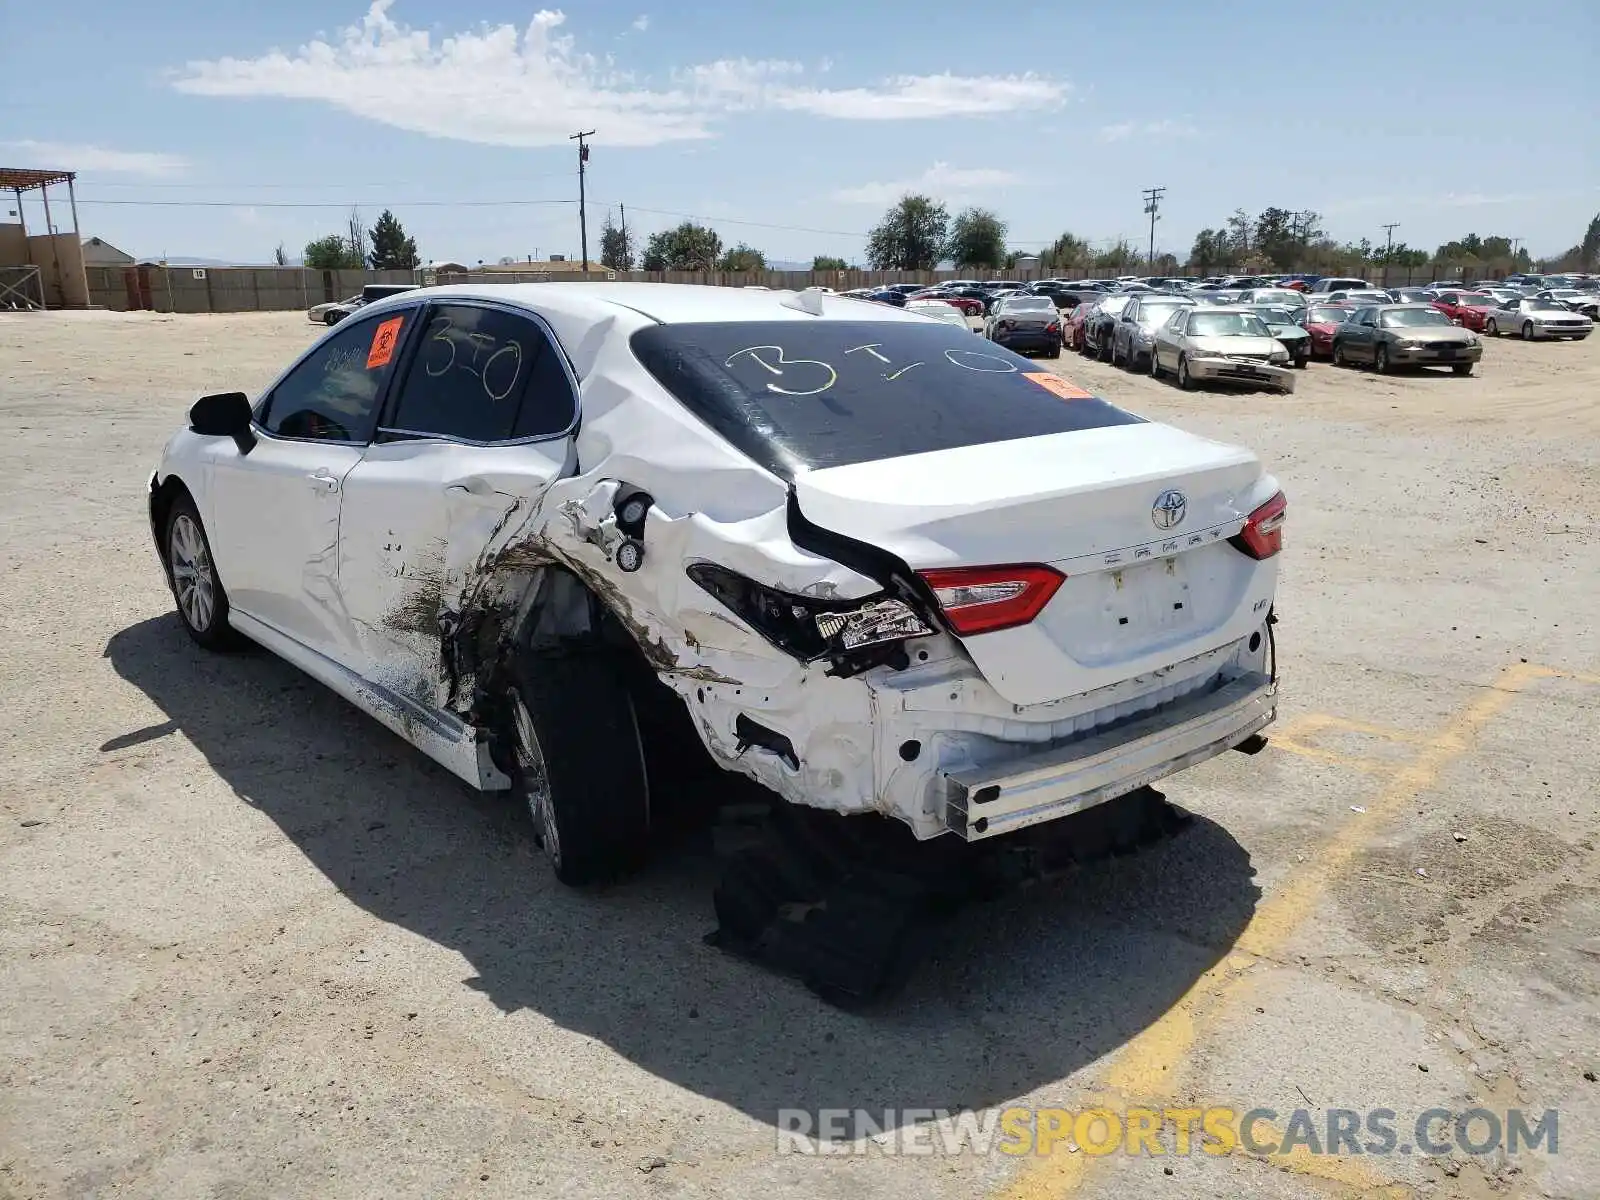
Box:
[795,423,1273,707]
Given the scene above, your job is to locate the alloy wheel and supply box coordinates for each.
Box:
[169,514,216,632]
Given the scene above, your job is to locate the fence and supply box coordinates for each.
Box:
[0,266,44,311]
[73,261,1529,315]
[84,266,418,313]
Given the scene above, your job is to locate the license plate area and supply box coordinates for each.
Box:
[1102,557,1193,639]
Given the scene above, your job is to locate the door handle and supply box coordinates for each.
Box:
[307,468,341,494]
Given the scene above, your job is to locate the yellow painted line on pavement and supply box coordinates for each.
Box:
[992,661,1552,1200]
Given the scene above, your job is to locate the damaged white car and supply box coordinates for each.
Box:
[149,284,1283,999]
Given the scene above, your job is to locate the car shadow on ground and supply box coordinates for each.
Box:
[106,614,1263,1131]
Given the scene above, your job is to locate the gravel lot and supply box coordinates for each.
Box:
[1,310,1597,1200]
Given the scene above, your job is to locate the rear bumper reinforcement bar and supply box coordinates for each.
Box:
[942,670,1275,841]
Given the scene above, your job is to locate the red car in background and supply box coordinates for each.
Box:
[1064,299,1098,351]
[1301,303,1353,359]
[908,290,984,317]
[1430,290,1496,332]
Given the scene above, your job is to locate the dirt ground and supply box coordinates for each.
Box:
[1,309,1597,1200]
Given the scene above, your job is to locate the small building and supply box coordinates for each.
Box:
[477,256,593,275]
[81,236,134,266]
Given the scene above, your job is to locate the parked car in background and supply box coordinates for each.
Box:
[905,299,976,331]
[908,289,984,317]
[1387,288,1434,304]
[307,292,363,325]
[984,295,1063,356]
[1149,306,1296,393]
[1064,299,1095,352]
[1421,281,1465,294]
[1082,294,1137,360]
[1323,289,1392,306]
[1308,277,1371,297]
[1111,293,1197,371]
[1238,288,1308,311]
[866,288,909,307]
[1535,289,1600,319]
[1243,306,1312,367]
[309,283,417,326]
[1301,304,1353,359]
[1482,296,1594,340]
[1429,291,1498,331]
[1331,304,1483,374]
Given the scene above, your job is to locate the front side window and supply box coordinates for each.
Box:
[630,321,1141,480]
[261,310,412,442]
[385,304,577,443]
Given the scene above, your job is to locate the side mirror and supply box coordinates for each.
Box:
[189,391,257,455]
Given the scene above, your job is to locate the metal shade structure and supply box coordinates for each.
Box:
[2,165,82,311]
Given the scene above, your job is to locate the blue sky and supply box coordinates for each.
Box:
[4,0,1598,266]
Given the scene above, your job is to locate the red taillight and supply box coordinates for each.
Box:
[917,564,1065,635]
[1046,322,1060,334]
[1234,492,1287,559]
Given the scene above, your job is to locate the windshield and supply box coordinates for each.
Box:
[1135,300,1189,327]
[1252,291,1302,305]
[1459,294,1495,307]
[1098,295,1134,316]
[1306,306,1350,324]
[630,321,1142,480]
[1002,297,1056,312]
[1527,299,1569,311]
[1380,308,1453,329]
[1189,312,1270,337]
[1248,307,1300,325]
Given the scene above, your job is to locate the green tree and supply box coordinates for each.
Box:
[1091,239,1138,271]
[367,209,419,271]
[1188,228,1230,272]
[1042,231,1090,272]
[1581,213,1600,270]
[641,221,723,272]
[812,254,849,271]
[304,234,364,270]
[865,194,949,271]
[1225,208,1253,255]
[945,207,1008,269]
[719,243,767,272]
[599,211,635,271]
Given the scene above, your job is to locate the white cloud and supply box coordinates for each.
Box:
[630,14,649,32]
[1,139,189,177]
[1098,118,1196,143]
[833,161,1022,205]
[170,1,1069,147]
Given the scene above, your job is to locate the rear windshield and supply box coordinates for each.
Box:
[630,321,1143,480]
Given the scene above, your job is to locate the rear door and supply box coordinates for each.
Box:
[335,300,578,707]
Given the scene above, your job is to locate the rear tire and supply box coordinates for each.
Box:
[162,493,246,651]
[1452,363,1473,376]
[1333,341,1348,367]
[1485,318,1499,336]
[507,651,651,886]
[1149,346,1163,378]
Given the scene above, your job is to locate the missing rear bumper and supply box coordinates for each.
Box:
[941,670,1275,841]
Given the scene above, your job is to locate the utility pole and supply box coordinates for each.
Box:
[1142,186,1166,269]
[1380,222,1400,285]
[620,203,628,273]
[570,129,595,275]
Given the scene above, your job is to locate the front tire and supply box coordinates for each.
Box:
[1149,346,1163,378]
[1333,340,1348,367]
[323,311,342,326]
[1374,344,1390,373]
[507,651,651,886]
[1452,363,1474,376]
[1485,318,1499,336]
[1177,354,1194,391]
[1522,321,1535,340]
[163,493,244,651]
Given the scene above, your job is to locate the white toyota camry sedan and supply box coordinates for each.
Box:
[149,283,1284,992]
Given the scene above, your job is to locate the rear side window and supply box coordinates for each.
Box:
[630,320,1142,480]
[384,304,576,443]
[262,310,411,442]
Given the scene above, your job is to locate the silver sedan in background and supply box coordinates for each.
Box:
[1149,306,1296,393]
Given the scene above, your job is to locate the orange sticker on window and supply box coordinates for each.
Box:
[366,315,405,369]
[1023,372,1094,400]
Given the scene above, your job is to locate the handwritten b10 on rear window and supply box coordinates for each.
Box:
[631,321,1141,480]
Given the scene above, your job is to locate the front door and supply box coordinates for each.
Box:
[206,307,415,657]
[336,301,580,708]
